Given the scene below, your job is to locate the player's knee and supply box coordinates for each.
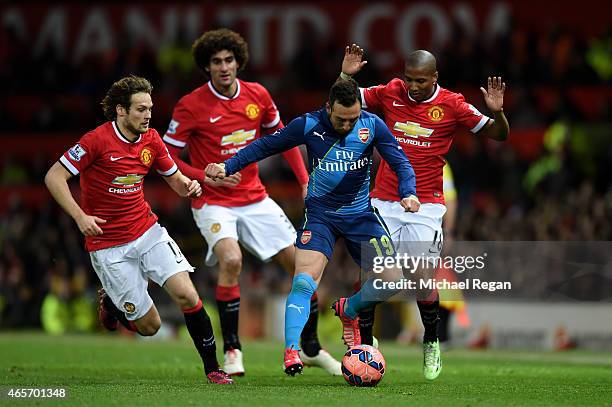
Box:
[173,288,199,309]
[220,254,242,275]
[138,317,161,336]
[292,274,317,295]
[139,325,159,336]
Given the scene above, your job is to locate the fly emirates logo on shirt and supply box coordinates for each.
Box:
[315,150,371,172]
[220,129,257,155]
[393,121,434,147]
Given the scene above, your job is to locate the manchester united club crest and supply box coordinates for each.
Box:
[123,302,136,314]
[245,103,260,120]
[358,128,370,143]
[301,230,312,244]
[427,105,444,122]
[140,147,152,165]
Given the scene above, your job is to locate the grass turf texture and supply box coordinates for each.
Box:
[1,333,611,406]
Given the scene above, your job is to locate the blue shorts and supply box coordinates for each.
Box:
[296,207,395,270]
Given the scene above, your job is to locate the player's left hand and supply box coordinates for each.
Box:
[205,163,226,180]
[480,76,506,113]
[185,179,202,198]
[342,43,367,76]
[400,195,420,212]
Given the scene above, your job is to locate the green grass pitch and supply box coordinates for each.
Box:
[1,333,611,406]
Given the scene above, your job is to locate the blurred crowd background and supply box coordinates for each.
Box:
[0,1,610,336]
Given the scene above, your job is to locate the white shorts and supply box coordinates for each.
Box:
[192,197,296,266]
[89,223,194,321]
[372,199,446,258]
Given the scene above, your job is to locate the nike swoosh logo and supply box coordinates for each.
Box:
[393,101,405,107]
[288,304,304,314]
[210,116,222,123]
[110,156,126,161]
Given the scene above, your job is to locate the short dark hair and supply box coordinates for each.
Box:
[192,28,249,76]
[101,75,152,120]
[329,78,361,108]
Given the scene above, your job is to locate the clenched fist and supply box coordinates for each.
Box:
[400,195,420,213]
[205,163,226,180]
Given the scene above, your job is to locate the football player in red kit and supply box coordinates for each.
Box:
[164,29,341,376]
[44,75,233,384]
[340,44,509,381]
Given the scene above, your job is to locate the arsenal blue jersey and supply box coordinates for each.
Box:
[225,108,416,215]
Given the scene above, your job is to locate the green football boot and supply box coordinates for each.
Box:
[423,339,442,380]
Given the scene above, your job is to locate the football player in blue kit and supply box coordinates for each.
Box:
[205,78,421,376]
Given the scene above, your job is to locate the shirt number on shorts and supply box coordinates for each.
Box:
[369,235,394,257]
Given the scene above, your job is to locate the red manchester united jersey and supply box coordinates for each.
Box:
[363,79,490,204]
[59,121,177,252]
[163,79,283,208]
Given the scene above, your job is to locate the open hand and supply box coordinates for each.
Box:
[480,76,506,113]
[342,44,367,76]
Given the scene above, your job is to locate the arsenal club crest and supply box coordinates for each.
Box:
[358,128,370,143]
[301,230,312,244]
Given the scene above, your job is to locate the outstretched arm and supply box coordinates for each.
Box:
[339,44,386,111]
[261,113,308,197]
[479,76,510,141]
[207,117,306,180]
[44,162,106,236]
[165,143,242,188]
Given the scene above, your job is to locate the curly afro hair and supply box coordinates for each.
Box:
[192,28,249,77]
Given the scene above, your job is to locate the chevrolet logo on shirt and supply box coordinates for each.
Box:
[220,129,256,146]
[112,174,144,186]
[393,121,434,138]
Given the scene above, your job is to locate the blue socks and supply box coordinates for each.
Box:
[345,278,400,319]
[284,274,317,349]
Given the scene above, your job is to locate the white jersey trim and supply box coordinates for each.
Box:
[157,163,178,177]
[208,79,241,100]
[112,121,142,144]
[471,115,490,133]
[359,87,368,108]
[163,135,186,148]
[262,112,280,128]
[60,155,79,175]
